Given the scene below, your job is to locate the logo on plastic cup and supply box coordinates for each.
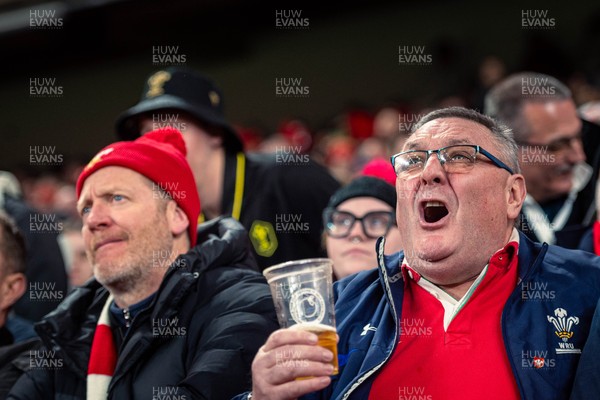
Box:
[290,288,326,324]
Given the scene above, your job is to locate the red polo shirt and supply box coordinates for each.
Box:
[369,236,521,400]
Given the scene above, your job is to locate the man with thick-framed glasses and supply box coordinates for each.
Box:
[485,72,600,249]
[234,107,600,400]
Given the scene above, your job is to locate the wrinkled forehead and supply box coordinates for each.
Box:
[78,166,154,201]
[403,117,494,151]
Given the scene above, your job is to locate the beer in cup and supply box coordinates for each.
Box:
[263,258,338,375]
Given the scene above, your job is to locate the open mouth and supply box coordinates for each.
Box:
[423,201,449,223]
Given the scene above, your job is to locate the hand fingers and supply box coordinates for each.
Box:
[251,328,336,400]
[267,356,335,385]
[262,328,318,352]
[254,344,333,378]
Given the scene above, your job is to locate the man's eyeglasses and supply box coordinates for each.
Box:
[323,209,395,239]
[390,144,514,178]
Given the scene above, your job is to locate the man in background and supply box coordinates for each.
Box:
[115,67,340,269]
[0,210,40,398]
[485,71,600,248]
[0,171,67,322]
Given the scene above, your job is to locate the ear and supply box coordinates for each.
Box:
[166,201,190,238]
[506,173,527,221]
[0,272,26,312]
[207,133,223,149]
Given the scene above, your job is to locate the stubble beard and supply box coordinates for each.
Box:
[93,213,174,297]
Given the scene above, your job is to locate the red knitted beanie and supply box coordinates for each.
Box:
[76,128,200,245]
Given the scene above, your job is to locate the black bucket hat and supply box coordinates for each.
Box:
[115,67,243,152]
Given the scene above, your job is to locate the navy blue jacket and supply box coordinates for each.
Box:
[570,295,600,399]
[234,232,600,400]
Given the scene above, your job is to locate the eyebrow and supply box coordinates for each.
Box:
[547,132,582,144]
[76,185,136,209]
[404,137,472,150]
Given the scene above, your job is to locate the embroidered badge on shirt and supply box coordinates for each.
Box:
[547,307,581,354]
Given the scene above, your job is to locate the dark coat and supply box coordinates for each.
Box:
[8,217,278,400]
[2,194,67,322]
[220,152,340,270]
[0,326,41,399]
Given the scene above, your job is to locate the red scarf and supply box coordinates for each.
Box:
[87,295,117,400]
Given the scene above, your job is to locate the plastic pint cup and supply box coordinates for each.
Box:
[263,258,338,375]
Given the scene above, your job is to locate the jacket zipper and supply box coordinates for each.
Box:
[341,238,400,400]
[123,308,131,328]
[500,242,548,400]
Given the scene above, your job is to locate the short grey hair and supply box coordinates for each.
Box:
[484,72,571,142]
[410,106,520,173]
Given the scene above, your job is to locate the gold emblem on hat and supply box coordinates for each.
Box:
[84,148,114,171]
[146,71,172,98]
[208,90,220,107]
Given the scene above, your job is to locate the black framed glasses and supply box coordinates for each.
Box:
[390,144,514,178]
[323,209,395,239]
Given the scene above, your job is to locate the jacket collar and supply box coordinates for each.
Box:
[376,230,548,290]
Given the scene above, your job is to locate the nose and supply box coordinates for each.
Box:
[567,137,586,164]
[347,219,368,241]
[84,202,111,231]
[420,152,447,185]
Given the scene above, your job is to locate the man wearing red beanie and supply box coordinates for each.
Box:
[8,128,278,399]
